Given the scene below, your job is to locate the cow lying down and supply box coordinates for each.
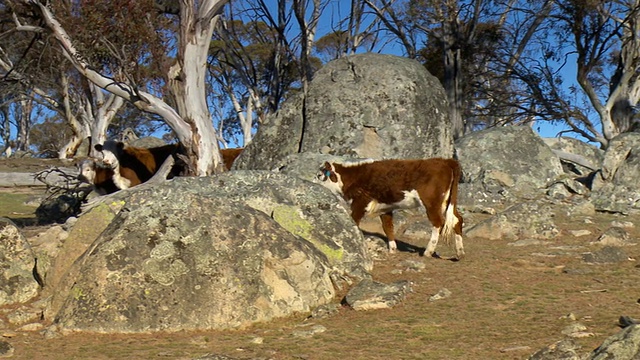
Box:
[318,158,464,260]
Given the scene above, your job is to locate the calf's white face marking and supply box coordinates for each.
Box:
[77,160,97,183]
[317,163,345,197]
[94,142,131,189]
[100,150,119,167]
[95,141,121,168]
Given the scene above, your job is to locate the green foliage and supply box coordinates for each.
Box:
[106,103,169,140]
[53,0,174,92]
[314,30,375,62]
[29,118,73,158]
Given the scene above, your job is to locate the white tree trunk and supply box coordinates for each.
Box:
[16,97,32,152]
[242,98,254,146]
[167,1,228,175]
[90,83,125,150]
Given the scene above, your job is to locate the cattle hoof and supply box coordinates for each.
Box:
[422,251,441,259]
[387,241,398,253]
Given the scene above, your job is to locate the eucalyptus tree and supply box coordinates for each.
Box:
[209,0,326,147]
[1,1,163,158]
[8,0,230,174]
[551,0,640,147]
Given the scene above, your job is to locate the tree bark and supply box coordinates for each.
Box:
[168,0,228,175]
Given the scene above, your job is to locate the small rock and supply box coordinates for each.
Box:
[0,331,16,339]
[593,227,632,246]
[611,220,634,228]
[567,331,594,338]
[292,325,326,338]
[428,288,452,302]
[561,322,587,335]
[464,205,497,215]
[17,323,44,332]
[0,340,14,358]
[583,246,629,264]
[309,303,340,319]
[40,326,59,340]
[559,313,577,321]
[509,239,550,247]
[569,230,591,237]
[344,279,412,311]
[7,309,41,326]
[397,259,426,272]
[249,337,263,344]
[528,338,582,360]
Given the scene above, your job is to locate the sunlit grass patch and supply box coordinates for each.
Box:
[0,192,39,219]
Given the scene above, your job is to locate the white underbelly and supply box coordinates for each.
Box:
[364,189,423,216]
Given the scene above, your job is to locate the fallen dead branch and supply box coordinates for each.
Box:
[579,289,608,293]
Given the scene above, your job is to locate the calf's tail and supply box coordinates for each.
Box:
[439,161,461,245]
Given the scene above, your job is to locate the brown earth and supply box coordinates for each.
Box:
[1,157,639,360]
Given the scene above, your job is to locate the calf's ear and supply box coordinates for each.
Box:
[94,144,103,151]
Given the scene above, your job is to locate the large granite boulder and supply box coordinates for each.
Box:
[590,133,640,214]
[543,136,604,177]
[588,324,640,359]
[152,172,373,283]
[455,126,564,203]
[53,193,336,333]
[50,171,371,333]
[43,202,123,320]
[236,53,453,170]
[0,218,40,306]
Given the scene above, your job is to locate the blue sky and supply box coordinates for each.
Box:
[315,0,581,142]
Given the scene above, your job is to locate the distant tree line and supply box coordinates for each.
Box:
[0,0,638,169]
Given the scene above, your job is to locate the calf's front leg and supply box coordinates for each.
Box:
[379,212,397,252]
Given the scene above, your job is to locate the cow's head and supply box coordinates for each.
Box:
[77,158,97,184]
[94,141,124,168]
[317,161,344,196]
[77,158,112,183]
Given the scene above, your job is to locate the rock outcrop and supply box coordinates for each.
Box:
[235,53,453,171]
[0,218,40,306]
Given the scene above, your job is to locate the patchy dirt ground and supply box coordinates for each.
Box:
[1,158,640,360]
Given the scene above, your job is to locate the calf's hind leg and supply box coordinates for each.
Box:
[380,212,397,252]
[454,209,465,259]
[422,194,447,258]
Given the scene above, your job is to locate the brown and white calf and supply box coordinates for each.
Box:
[77,155,146,193]
[77,158,120,195]
[317,158,464,259]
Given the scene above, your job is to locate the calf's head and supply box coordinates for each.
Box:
[317,161,345,196]
[77,159,97,184]
[77,158,113,184]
